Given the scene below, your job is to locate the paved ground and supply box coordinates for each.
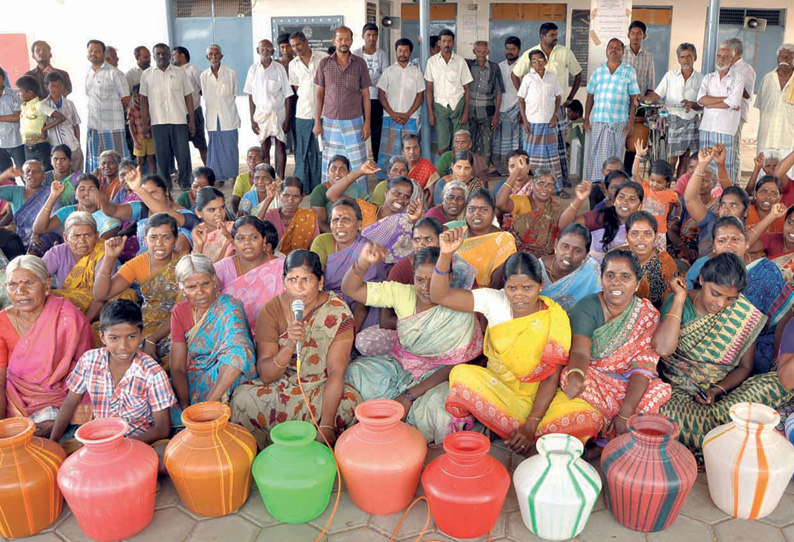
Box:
[12,438,794,542]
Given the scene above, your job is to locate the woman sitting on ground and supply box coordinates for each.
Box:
[746,203,794,284]
[239,163,281,217]
[1,255,94,436]
[424,180,468,225]
[429,228,602,454]
[170,254,256,413]
[539,223,601,311]
[310,154,370,233]
[370,156,424,209]
[230,250,362,449]
[215,216,285,334]
[176,166,215,210]
[344,241,483,444]
[431,150,486,206]
[43,144,79,206]
[191,187,234,263]
[94,150,123,201]
[33,175,120,240]
[623,211,677,307]
[562,249,672,446]
[655,253,794,457]
[94,213,183,367]
[262,177,319,255]
[111,160,143,260]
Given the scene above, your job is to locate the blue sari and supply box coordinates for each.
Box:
[540,256,602,311]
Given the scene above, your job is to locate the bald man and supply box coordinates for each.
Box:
[201,44,241,185]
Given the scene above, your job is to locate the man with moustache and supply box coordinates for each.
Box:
[466,41,504,169]
[512,23,583,194]
[645,43,703,176]
[245,39,293,180]
[201,44,241,186]
[354,23,389,162]
[493,36,522,176]
[172,46,208,166]
[139,43,195,189]
[84,39,130,172]
[696,44,744,184]
[25,41,72,99]
[754,44,794,178]
[289,31,326,194]
[584,38,640,181]
[314,26,373,191]
[376,38,425,175]
[126,46,151,92]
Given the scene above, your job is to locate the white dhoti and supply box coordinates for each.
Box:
[253,106,287,143]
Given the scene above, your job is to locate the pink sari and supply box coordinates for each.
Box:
[5,296,94,423]
[201,221,235,262]
[217,257,285,334]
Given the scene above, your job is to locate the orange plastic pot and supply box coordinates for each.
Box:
[58,418,158,541]
[0,417,66,538]
[334,399,427,515]
[164,402,257,517]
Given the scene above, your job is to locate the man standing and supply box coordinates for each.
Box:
[376,38,424,174]
[277,31,297,156]
[201,44,241,187]
[726,37,756,182]
[126,46,151,91]
[425,29,473,156]
[105,47,120,68]
[646,43,703,176]
[84,39,130,173]
[277,32,294,70]
[512,23,583,191]
[696,44,744,184]
[755,44,794,174]
[624,21,656,96]
[25,41,73,98]
[289,32,326,194]
[493,36,522,176]
[466,41,504,169]
[245,39,293,180]
[314,26,372,189]
[584,38,640,181]
[139,43,195,189]
[353,23,389,162]
[172,46,208,166]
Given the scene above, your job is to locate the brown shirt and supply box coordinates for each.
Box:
[314,53,372,121]
[24,66,73,98]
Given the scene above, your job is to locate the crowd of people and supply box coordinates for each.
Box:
[0,22,792,467]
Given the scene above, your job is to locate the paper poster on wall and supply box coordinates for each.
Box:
[588,0,632,72]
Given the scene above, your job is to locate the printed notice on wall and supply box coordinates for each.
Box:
[588,0,632,69]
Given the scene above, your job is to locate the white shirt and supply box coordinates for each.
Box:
[654,68,704,121]
[697,70,744,135]
[200,65,241,131]
[517,69,561,123]
[754,69,794,150]
[424,53,474,108]
[288,51,327,120]
[377,62,425,119]
[85,63,130,131]
[730,58,756,123]
[244,61,293,112]
[352,47,388,100]
[182,63,203,109]
[139,64,192,125]
[126,66,143,92]
[499,60,519,111]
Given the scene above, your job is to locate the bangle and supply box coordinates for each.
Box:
[616,412,631,421]
[527,412,543,422]
[433,265,450,275]
[403,389,418,403]
[569,202,581,211]
[145,338,156,347]
[693,171,706,178]
[272,357,288,369]
[665,313,682,322]
[567,367,586,380]
[319,424,336,432]
[714,384,728,396]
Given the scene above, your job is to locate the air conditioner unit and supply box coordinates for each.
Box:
[744,16,767,31]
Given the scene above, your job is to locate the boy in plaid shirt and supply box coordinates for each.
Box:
[50,299,175,451]
[127,84,156,175]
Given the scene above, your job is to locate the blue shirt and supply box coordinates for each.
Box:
[586,62,641,124]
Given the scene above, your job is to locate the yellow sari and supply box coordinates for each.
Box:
[446,296,602,441]
[456,231,516,287]
[56,243,136,313]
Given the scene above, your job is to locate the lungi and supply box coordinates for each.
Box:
[525,122,563,181]
[492,103,522,175]
[86,128,130,173]
[667,115,699,157]
[586,121,626,182]
[377,116,419,178]
[321,116,368,192]
[699,130,736,184]
[207,120,239,181]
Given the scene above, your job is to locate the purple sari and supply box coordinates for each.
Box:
[361,211,415,265]
[15,186,60,254]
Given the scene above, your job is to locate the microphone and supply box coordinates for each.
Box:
[291,299,305,354]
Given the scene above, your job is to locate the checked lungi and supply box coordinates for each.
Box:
[86,128,130,173]
[321,116,369,192]
[667,116,699,158]
[491,103,522,175]
[525,122,563,181]
[699,130,736,184]
[586,121,626,182]
[377,116,419,178]
[207,120,239,181]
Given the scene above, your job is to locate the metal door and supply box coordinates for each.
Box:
[718,8,786,93]
[488,22,568,64]
[401,21,458,61]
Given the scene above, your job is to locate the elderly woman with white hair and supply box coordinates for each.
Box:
[424,179,469,224]
[95,149,124,200]
[0,255,94,436]
[170,253,256,413]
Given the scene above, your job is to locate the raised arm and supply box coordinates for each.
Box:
[429,227,475,313]
[651,278,687,356]
[32,181,66,235]
[341,241,388,305]
[683,148,715,223]
[747,203,787,252]
[558,180,591,228]
[746,153,764,197]
[712,143,733,188]
[632,139,648,183]
[93,236,132,301]
[325,160,380,203]
[95,184,133,221]
[495,156,529,214]
[775,150,794,193]
[125,168,187,226]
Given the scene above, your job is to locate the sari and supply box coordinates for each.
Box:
[446,296,602,442]
[456,231,517,287]
[772,250,794,285]
[325,235,387,330]
[408,158,439,189]
[200,221,234,263]
[240,187,280,216]
[217,256,285,334]
[744,258,794,373]
[15,186,60,252]
[230,292,362,449]
[5,295,94,423]
[361,211,415,264]
[346,287,484,444]
[658,294,794,455]
[56,242,135,313]
[539,256,601,311]
[510,195,563,257]
[590,225,626,263]
[140,252,182,367]
[635,249,677,306]
[184,294,256,404]
[560,295,672,435]
[266,208,319,255]
[136,209,196,255]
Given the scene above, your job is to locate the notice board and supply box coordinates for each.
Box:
[272,16,345,54]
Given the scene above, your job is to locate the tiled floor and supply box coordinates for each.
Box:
[11,440,794,542]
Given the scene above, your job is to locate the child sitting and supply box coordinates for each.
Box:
[16,75,67,169]
[127,84,156,176]
[50,299,176,458]
[42,72,83,172]
[633,139,682,247]
[231,146,264,214]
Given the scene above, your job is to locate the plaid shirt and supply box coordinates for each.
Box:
[314,53,372,121]
[67,348,176,436]
[587,62,641,124]
[624,46,656,95]
[466,59,505,119]
[85,63,129,131]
